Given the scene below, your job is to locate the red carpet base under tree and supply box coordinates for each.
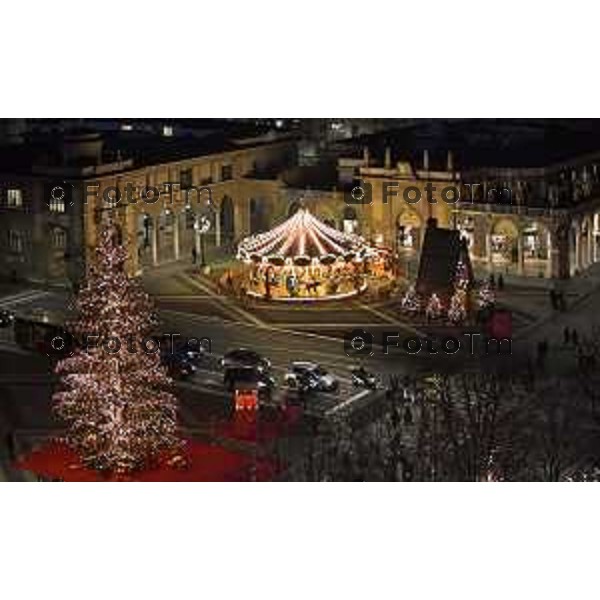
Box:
[16,439,278,482]
[215,405,302,443]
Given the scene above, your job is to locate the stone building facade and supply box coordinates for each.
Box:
[2,126,600,287]
[0,130,297,286]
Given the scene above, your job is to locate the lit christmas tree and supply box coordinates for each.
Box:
[448,289,467,324]
[425,293,444,321]
[454,259,470,290]
[401,285,421,315]
[478,280,496,309]
[53,222,182,474]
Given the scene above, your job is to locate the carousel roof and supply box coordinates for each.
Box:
[237,208,371,265]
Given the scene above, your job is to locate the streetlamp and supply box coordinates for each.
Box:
[194,214,211,268]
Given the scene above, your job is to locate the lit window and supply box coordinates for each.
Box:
[180,168,193,190]
[221,165,233,181]
[49,195,66,213]
[8,230,24,253]
[163,125,174,137]
[52,228,67,250]
[7,188,23,208]
[164,211,174,227]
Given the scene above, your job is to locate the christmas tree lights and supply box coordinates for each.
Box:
[401,285,421,315]
[53,223,182,474]
[448,289,467,324]
[478,281,496,309]
[454,259,470,290]
[425,293,444,321]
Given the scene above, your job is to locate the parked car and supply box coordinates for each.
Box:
[162,351,197,380]
[0,310,15,329]
[350,366,379,390]
[220,348,271,373]
[284,362,339,393]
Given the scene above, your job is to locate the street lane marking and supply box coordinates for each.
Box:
[326,389,371,416]
[177,274,265,327]
[358,302,422,336]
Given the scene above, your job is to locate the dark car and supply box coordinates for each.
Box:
[284,361,339,393]
[161,351,197,380]
[224,366,275,399]
[220,348,271,373]
[0,310,15,329]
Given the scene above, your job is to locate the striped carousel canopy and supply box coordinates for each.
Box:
[237,208,371,266]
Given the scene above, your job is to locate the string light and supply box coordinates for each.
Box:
[237,208,366,262]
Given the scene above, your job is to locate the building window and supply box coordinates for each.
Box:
[185,209,196,229]
[221,164,233,181]
[52,228,67,250]
[7,188,23,208]
[164,211,175,228]
[180,168,193,190]
[49,194,66,213]
[163,125,174,137]
[8,230,24,253]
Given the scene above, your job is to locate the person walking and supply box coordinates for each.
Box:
[536,340,547,368]
[498,273,504,291]
[563,326,570,346]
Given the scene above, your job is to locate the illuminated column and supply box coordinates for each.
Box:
[173,213,180,260]
[125,206,140,276]
[151,217,159,266]
[546,230,553,278]
[215,207,221,247]
[517,234,524,275]
[194,217,201,256]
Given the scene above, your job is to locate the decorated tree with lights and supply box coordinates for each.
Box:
[454,259,470,290]
[53,223,182,473]
[477,280,496,310]
[401,285,421,315]
[425,293,444,321]
[448,289,467,324]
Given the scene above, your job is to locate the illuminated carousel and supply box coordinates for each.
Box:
[236,208,389,301]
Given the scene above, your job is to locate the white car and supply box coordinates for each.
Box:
[284,362,339,393]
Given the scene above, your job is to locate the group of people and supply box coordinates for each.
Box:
[549,288,568,311]
[534,325,598,371]
[283,375,430,482]
[285,410,415,482]
[488,273,505,290]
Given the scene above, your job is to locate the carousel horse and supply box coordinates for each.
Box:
[306,280,321,295]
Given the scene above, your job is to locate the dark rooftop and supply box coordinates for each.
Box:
[0,120,296,176]
[336,119,600,170]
